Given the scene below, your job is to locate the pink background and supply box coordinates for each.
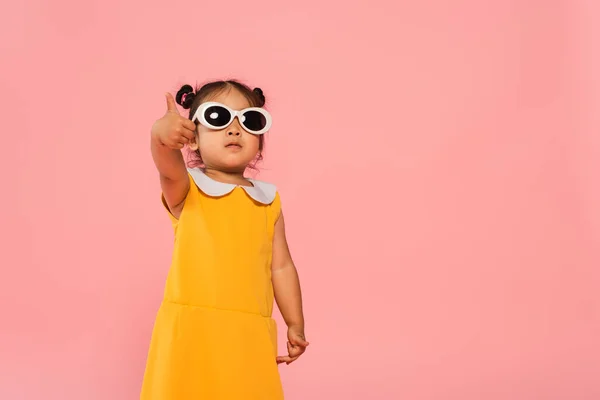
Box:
[1,1,599,399]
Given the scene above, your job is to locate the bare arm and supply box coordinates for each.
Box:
[151,93,197,216]
[272,211,309,364]
[271,212,305,328]
[151,135,188,210]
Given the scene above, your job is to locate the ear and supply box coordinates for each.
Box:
[188,133,199,151]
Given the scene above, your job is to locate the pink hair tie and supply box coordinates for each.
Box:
[181,93,190,104]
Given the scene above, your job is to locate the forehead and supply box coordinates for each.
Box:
[205,87,251,110]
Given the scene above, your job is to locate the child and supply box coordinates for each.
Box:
[140,80,308,399]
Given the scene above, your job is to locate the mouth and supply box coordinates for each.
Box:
[226,143,242,149]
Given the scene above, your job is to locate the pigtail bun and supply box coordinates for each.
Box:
[253,87,266,107]
[176,84,196,109]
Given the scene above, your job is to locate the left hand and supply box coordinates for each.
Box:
[276,326,309,365]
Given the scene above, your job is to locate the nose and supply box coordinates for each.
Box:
[228,118,242,136]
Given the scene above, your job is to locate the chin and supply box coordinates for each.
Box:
[218,158,253,173]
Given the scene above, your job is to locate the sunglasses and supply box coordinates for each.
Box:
[191,102,272,135]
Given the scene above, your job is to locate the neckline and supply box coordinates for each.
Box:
[187,168,277,204]
[202,170,255,188]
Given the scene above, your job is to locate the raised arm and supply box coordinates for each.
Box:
[150,93,197,217]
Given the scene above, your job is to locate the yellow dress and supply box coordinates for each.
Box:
[141,168,284,399]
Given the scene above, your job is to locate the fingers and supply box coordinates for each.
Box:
[276,340,307,365]
[167,102,195,139]
[277,355,300,365]
[153,94,197,150]
[165,93,179,114]
[287,342,306,358]
[180,126,196,141]
[289,331,309,348]
[290,337,309,348]
[276,355,300,364]
[170,117,196,143]
[164,142,184,150]
[163,132,191,150]
[182,119,197,131]
[167,141,184,149]
[163,93,196,136]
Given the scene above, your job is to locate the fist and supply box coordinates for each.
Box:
[151,93,198,150]
[276,326,309,365]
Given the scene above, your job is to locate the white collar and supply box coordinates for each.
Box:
[188,168,277,205]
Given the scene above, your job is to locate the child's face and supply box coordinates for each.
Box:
[193,88,261,173]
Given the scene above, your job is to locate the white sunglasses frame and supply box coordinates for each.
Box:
[191,102,272,135]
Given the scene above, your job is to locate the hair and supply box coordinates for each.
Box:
[175,80,267,170]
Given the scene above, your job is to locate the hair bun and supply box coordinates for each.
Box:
[176,84,196,109]
[253,87,265,107]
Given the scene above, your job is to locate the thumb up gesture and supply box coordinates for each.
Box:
[151,93,198,150]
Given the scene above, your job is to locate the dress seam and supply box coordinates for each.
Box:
[163,299,272,319]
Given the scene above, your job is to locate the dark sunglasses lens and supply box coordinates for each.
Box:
[242,110,267,132]
[204,106,231,127]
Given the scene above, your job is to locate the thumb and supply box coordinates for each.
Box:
[165,93,179,114]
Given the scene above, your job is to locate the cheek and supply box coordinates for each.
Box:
[197,126,209,139]
[246,135,261,152]
[197,129,219,146]
[195,131,220,158]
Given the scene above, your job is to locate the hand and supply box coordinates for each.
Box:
[276,326,309,365]
[151,93,198,150]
